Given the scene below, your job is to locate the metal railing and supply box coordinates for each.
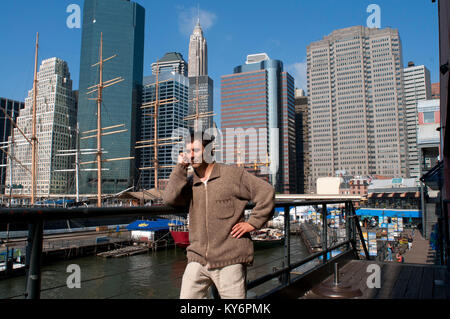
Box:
[0,199,369,299]
[244,200,369,298]
[441,199,450,269]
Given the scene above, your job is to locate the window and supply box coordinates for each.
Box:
[423,111,435,124]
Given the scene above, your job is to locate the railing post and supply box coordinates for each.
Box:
[25,220,43,299]
[350,202,370,260]
[322,204,327,264]
[443,200,449,269]
[283,205,291,285]
[345,202,351,251]
[438,217,445,265]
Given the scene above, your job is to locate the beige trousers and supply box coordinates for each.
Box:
[180,262,246,299]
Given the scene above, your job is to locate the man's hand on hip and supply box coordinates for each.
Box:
[231,222,255,239]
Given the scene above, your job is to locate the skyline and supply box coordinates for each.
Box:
[0,0,439,126]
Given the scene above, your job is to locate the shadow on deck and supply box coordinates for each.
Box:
[268,257,449,299]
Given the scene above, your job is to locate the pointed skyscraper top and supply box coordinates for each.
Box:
[188,14,207,77]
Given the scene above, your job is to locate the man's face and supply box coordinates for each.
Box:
[186,139,205,168]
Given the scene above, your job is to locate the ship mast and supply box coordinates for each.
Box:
[83,32,131,207]
[184,76,214,131]
[136,62,181,191]
[31,32,39,205]
[96,32,103,207]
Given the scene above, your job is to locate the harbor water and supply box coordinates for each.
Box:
[0,234,310,299]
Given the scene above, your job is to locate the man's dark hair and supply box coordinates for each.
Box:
[187,128,215,148]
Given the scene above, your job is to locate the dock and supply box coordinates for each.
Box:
[1,229,134,263]
[97,245,149,258]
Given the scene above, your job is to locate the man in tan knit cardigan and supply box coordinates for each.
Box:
[163,130,275,299]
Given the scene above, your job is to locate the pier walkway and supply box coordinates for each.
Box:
[301,260,449,299]
[402,229,437,264]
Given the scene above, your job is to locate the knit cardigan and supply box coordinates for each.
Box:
[163,163,275,269]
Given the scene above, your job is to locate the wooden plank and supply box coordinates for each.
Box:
[390,265,414,299]
[359,261,383,299]
[324,260,360,286]
[346,261,372,291]
[433,267,449,299]
[375,263,402,299]
[419,266,434,299]
[433,267,446,299]
[403,266,423,299]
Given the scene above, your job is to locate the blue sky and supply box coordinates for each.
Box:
[0,0,439,125]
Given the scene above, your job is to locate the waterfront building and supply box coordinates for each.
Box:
[220,53,296,193]
[5,58,77,196]
[416,99,440,239]
[188,19,213,130]
[307,26,407,192]
[403,62,432,178]
[139,53,189,190]
[294,89,310,194]
[431,82,440,100]
[417,99,440,174]
[365,178,421,211]
[77,0,145,194]
[0,98,24,191]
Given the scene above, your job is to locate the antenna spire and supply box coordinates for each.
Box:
[197,3,200,25]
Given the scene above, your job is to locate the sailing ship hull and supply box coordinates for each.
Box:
[253,238,285,249]
[169,230,190,248]
[168,229,284,250]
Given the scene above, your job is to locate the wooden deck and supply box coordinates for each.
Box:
[402,229,437,264]
[302,260,450,299]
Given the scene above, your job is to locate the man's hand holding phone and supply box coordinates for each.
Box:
[178,152,190,168]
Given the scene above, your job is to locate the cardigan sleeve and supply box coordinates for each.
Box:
[162,164,192,207]
[239,169,275,229]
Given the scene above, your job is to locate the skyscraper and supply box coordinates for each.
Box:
[188,19,207,77]
[403,62,432,178]
[5,58,77,196]
[151,52,188,76]
[78,0,145,194]
[307,26,407,192]
[0,98,24,191]
[294,89,310,194]
[188,19,213,130]
[221,53,296,193]
[139,53,189,190]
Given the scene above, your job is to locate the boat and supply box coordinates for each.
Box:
[0,249,26,280]
[250,228,285,249]
[169,223,190,248]
[168,225,285,249]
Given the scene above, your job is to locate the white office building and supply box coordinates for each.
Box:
[5,57,77,196]
[403,62,432,178]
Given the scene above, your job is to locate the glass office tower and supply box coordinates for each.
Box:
[78,0,145,195]
[139,52,189,190]
[221,53,297,194]
[0,98,24,191]
[140,72,189,190]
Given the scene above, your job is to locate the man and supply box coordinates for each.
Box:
[163,130,275,299]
